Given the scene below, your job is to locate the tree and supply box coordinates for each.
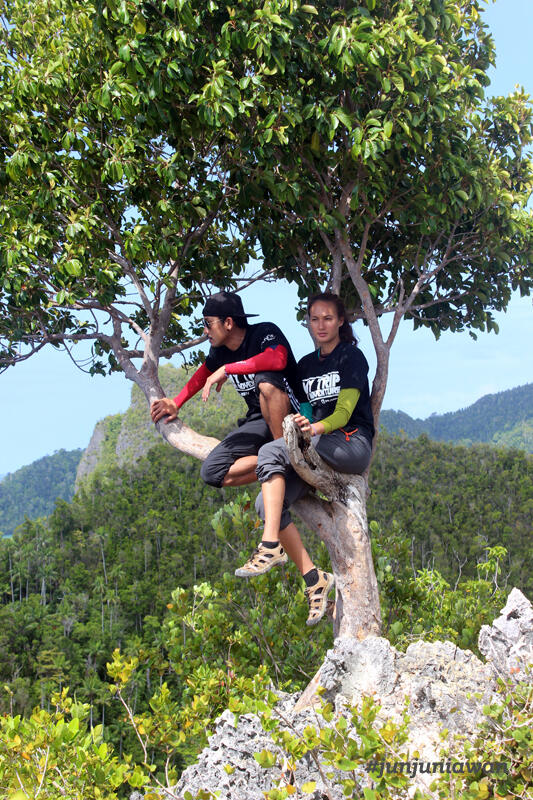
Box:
[1,0,532,638]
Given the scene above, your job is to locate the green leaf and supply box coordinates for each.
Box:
[392,74,404,93]
[64,259,82,277]
[133,14,146,34]
[300,5,318,14]
[337,757,359,770]
[263,111,278,128]
[254,749,277,768]
[334,109,353,130]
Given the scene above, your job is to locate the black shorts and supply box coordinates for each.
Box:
[200,415,272,487]
[199,370,299,487]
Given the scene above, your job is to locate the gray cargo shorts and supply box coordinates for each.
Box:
[254,429,371,529]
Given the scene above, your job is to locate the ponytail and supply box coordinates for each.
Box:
[307,292,357,344]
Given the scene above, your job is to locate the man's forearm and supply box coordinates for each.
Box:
[172,362,212,409]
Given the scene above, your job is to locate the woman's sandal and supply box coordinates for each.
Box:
[305,571,335,626]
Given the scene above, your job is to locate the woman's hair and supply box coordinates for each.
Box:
[307,292,357,344]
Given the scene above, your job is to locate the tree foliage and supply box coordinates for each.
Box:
[0,0,262,377]
[0,0,531,428]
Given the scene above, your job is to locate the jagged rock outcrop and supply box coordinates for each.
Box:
[478,587,533,680]
[75,418,109,486]
[174,589,532,800]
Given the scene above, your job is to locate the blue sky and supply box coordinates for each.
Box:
[1,0,532,476]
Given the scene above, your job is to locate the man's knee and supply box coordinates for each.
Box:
[256,439,290,479]
[254,372,287,400]
[258,381,278,400]
[200,450,228,488]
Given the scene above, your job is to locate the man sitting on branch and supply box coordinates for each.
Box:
[150,291,301,487]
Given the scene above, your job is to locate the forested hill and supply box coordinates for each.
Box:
[381,382,533,452]
[75,363,247,486]
[0,449,82,538]
[0,425,530,724]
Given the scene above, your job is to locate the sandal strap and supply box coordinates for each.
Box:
[247,545,280,567]
[305,585,326,608]
[305,572,334,622]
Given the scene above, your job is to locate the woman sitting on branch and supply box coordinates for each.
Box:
[235,292,375,625]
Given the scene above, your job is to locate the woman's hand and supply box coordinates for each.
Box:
[293,413,312,433]
[292,413,324,437]
[201,366,228,402]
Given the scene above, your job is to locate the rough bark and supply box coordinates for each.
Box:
[284,416,381,640]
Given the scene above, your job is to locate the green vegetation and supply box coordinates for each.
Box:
[0,449,82,538]
[0,0,532,792]
[0,429,530,714]
[369,434,533,595]
[0,418,530,796]
[381,384,533,453]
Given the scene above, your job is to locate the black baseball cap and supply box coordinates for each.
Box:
[202,291,258,319]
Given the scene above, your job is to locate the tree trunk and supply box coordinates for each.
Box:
[283,417,381,640]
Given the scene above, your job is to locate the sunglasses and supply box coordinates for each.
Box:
[203,318,219,329]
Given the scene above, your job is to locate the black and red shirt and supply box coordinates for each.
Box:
[206,322,301,416]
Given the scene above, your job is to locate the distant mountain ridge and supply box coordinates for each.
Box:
[380,382,533,453]
[0,449,82,537]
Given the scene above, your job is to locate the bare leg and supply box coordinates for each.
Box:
[260,476,315,575]
[258,382,290,439]
[260,474,286,541]
[279,522,314,576]
[221,455,258,487]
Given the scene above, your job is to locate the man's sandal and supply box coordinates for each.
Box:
[235,542,288,577]
[305,571,335,626]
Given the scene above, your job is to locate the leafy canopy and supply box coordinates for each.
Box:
[0,0,268,374]
[0,0,531,397]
